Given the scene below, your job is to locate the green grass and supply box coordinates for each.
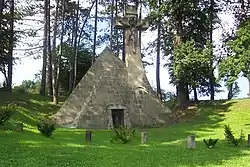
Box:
[1,91,250,167]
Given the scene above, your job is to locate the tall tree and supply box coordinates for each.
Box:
[40,0,49,96]
[110,0,114,51]
[209,0,215,100]
[56,0,66,99]
[7,0,14,92]
[73,0,80,88]
[51,0,60,104]
[47,0,52,96]
[219,20,250,98]
[0,0,4,22]
[156,0,162,101]
[93,0,98,63]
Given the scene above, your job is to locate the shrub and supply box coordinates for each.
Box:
[37,119,56,137]
[203,138,219,149]
[13,86,26,94]
[224,124,245,146]
[0,106,13,125]
[110,126,136,144]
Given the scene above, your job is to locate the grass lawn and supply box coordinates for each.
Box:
[1,91,250,167]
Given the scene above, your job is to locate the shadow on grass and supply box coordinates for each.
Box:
[0,91,62,130]
[1,129,249,167]
[145,100,237,144]
[1,92,249,166]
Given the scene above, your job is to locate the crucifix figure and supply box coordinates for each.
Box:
[114,5,149,90]
[114,5,149,56]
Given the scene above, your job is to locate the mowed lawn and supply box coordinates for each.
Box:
[1,91,250,167]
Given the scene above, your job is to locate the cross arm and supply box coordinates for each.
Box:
[114,17,130,29]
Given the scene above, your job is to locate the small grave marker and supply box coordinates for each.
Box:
[85,130,92,143]
[248,134,250,146]
[187,135,196,149]
[141,131,148,145]
[16,123,23,132]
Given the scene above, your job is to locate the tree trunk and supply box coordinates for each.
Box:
[73,0,80,88]
[55,0,66,98]
[110,0,114,51]
[40,0,48,96]
[156,0,162,101]
[51,0,59,104]
[228,83,233,100]
[68,7,76,94]
[47,0,53,96]
[122,4,126,63]
[209,76,215,100]
[185,84,189,101]
[0,0,4,22]
[193,86,198,102]
[77,2,95,48]
[7,0,14,92]
[92,0,98,63]
[209,0,215,101]
[175,6,188,110]
[176,81,188,110]
[248,77,250,98]
[114,0,119,56]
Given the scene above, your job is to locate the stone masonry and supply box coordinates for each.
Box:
[53,47,171,129]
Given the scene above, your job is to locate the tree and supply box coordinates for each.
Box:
[173,40,212,101]
[219,20,250,98]
[93,0,98,63]
[155,0,162,101]
[58,44,92,95]
[51,0,60,104]
[227,81,240,100]
[40,0,49,96]
[0,0,16,92]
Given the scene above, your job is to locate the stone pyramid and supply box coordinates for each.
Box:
[53,47,171,129]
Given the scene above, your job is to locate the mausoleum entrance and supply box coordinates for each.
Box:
[111,109,124,128]
[107,104,131,129]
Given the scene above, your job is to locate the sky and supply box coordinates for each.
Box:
[0,2,249,100]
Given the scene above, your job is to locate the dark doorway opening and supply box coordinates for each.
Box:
[111,109,124,128]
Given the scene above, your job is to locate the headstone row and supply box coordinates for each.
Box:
[84,130,250,148]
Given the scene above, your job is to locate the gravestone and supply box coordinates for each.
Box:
[187,135,196,149]
[141,131,148,144]
[16,122,23,132]
[248,134,250,146]
[53,4,171,129]
[85,130,92,143]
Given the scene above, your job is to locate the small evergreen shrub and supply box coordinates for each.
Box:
[37,119,56,137]
[110,126,136,144]
[203,138,219,149]
[0,106,13,125]
[224,124,245,146]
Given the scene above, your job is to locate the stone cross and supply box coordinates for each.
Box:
[114,5,149,90]
[114,5,149,59]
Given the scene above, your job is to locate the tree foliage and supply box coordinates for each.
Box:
[219,20,250,86]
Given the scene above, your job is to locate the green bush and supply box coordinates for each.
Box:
[224,124,245,146]
[0,106,13,125]
[13,86,26,94]
[37,119,56,137]
[110,126,136,144]
[203,138,219,149]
